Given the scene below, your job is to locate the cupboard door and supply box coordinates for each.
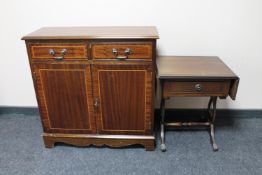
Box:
[32,64,96,134]
[92,64,154,135]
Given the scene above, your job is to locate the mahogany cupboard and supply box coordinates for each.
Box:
[22,27,159,150]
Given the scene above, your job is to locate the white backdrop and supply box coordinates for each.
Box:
[0,0,261,109]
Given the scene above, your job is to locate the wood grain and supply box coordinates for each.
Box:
[33,63,96,134]
[92,43,152,60]
[23,27,157,150]
[42,133,155,151]
[157,56,239,100]
[92,64,153,135]
[157,56,239,151]
[22,26,159,40]
[163,81,230,98]
[157,56,238,79]
[30,43,88,59]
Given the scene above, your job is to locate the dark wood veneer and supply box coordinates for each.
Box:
[23,27,158,150]
[92,64,153,135]
[43,133,155,151]
[31,43,88,59]
[32,63,96,134]
[92,42,152,60]
[157,56,239,152]
[163,81,230,98]
[22,26,159,40]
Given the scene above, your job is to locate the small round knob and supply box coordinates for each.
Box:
[48,49,55,56]
[195,84,202,92]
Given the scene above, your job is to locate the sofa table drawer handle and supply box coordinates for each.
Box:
[195,84,203,92]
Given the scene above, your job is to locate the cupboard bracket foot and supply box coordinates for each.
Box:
[42,133,155,151]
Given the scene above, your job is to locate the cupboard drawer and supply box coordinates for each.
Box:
[163,81,230,97]
[30,43,88,60]
[91,43,152,60]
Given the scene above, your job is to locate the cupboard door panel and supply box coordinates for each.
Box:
[33,64,96,134]
[93,64,153,135]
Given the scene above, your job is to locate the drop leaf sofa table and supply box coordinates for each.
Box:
[22,27,159,151]
[156,56,239,152]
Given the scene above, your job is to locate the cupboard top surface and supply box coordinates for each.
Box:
[22,26,159,40]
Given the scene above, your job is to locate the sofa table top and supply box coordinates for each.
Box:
[157,56,238,80]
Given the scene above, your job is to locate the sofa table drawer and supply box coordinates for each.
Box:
[163,81,230,97]
[91,43,152,60]
[30,43,88,60]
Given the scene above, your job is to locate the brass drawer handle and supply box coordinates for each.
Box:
[48,48,67,61]
[195,84,202,92]
[112,48,131,60]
